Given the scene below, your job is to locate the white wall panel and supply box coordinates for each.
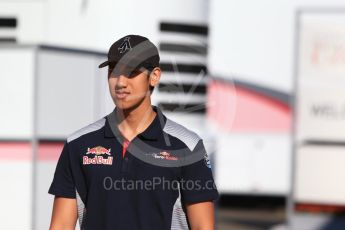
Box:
[290,10,345,229]
[295,145,345,205]
[0,2,46,43]
[93,56,114,120]
[0,47,35,139]
[209,0,345,93]
[297,86,345,141]
[297,12,345,142]
[36,50,99,138]
[215,133,291,195]
[0,161,32,230]
[45,0,208,51]
[209,0,293,93]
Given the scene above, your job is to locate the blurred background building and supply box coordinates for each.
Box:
[1,0,345,229]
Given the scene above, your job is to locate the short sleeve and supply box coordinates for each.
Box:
[48,142,76,198]
[180,140,219,204]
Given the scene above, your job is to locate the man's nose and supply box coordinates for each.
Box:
[116,74,128,88]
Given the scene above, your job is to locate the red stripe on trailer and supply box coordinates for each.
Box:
[295,203,345,214]
[37,142,64,161]
[0,142,32,160]
[207,79,291,132]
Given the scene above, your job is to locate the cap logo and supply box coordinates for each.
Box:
[118,37,132,54]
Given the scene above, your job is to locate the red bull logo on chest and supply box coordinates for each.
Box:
[86,146,111,155]
[83,146,113,165]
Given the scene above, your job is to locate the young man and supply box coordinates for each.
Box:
[48,35,219,230]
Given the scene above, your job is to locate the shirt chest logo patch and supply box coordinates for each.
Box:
[86,146,111,155]
[152,151,178,161]
[204,153,211,169]
[83,146,113,165]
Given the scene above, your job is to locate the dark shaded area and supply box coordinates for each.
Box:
[0,18,17,27]
[38,139,66,143]
[321,218,345,230]
[160,22,208,35]
[0,37,16,43]
[160,63,207,74]
[303,140,345,147]
[219,194,286,209]
[216,195,286,230]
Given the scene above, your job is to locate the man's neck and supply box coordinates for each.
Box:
[115,101,156,141]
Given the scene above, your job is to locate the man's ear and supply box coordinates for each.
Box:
[149,67,161,87]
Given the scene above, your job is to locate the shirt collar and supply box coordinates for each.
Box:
[104,105,166,141]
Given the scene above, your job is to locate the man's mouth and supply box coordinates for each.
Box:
[115,91,129,99]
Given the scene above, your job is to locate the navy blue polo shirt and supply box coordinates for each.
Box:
[48,105,219,230]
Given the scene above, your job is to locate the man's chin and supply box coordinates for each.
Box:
[115,103,129,110]
[114,96,147,111]
[115,101,136,111]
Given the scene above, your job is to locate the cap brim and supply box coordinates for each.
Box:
[98,60,109,68]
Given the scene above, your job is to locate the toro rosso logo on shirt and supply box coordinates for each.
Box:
[152,151,178,161]
[83,146,113,165]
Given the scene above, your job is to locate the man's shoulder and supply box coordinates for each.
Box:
[67,117,107,143]
[162,117,202,151]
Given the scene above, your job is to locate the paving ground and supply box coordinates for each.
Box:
[216,195,287,230]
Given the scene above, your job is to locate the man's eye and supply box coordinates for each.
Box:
[128,70,141,77]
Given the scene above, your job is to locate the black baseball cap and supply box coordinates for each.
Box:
[98,35,160,72]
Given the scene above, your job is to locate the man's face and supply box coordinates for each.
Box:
[108,65,152,110]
